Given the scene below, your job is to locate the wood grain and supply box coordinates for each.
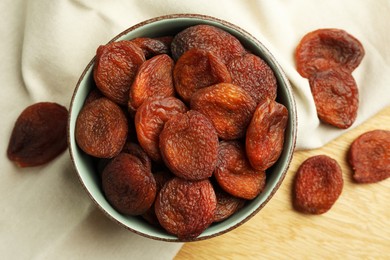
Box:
[175,106,390,259]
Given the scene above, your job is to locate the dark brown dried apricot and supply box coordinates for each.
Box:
[227,53,277,103]
[84,88,104,106]
[246,98,288,171]
[135,97,188,162]
[173,48,232,103]
[102,153,156,215]
[128,54,175,112]
[7,102,68,167]
[348,130,390,183]
[142,170,174,226]
[191,83,256,140]
[130,37,170,59]
[293,155,343,214]
[171,24,246,63]
[213,184,246,222]
[215,141,266,200]
[295,28,365,78]
[94,41,145,105]
[121,142,152,171]
[159,110,218,180]
[75,98,128,158]
[309,69,359,129]
[155,177,216,240]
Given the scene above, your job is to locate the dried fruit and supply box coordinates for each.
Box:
[227,53,277,103]
[7,102,68,167]
[75,98,128,158]
[94,41,145,105]
[159,110,218,180]
[348,130,390,183]
[102,153,156,215]
[121,142,152,171]
[84,88,104,106]
[246,98,288,170]
[128,54,175,112]
[173,48,232,103]
[142,170,174,226]
[293,155,343,214]
[309,69,359,129]
[130,37,170,59]
[295,28,365,78]
[214,141,266,200]
[171,24,246,63]
[135,97,188,162]
[213,184,246,222]
[191,83,256,140]
[155,177,216,240]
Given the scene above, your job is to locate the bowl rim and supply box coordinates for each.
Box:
[67,13,297,242]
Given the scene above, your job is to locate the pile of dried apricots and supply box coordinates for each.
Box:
[6,23,390,240]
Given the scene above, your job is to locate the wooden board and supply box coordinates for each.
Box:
[175,106,390,259]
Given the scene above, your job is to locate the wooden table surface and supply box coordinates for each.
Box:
[175,106,390,259]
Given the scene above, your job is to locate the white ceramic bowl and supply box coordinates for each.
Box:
[68,14,297,242]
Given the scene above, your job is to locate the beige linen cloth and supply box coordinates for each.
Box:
[1,0,389,259]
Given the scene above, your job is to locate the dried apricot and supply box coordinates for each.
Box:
[213,184,246,222]
[128,54,175,112]
[102,153,156,215]
[214,141,266,200]
[84,88,104,106]
[191,83,256,140]
[159,110,218,180]
[309,69,359,129]
[293,155,343,214]
[135,97,188,162]
[7,102,68,167]
[348,130,390,183]
[171,24,245,63]
[246,98,288,170]
[155,177,216,240]
[142,170,174,226]
[94,41,145,105]
[75,98,128,158]
[295,28,365,78]
[130,37,170,59]
[121,142,152,171]
[173,48,232,103]
[227,53,277,103]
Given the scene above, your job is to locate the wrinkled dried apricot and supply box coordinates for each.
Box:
[128,54,175,112]
[295,28,365,78]
[348,130,390,183]
[309,69,359,129]
[171,24,246,63]
[102,153,156,215]
[215,141,266,200]
[84,88,104,106]
[159,110,218,180]
[155,177,216,240]
[173,48,232,103]
[75,98,128,158]
[293,155,343,214]
[130,37,170,59]
[227,53,277,103]
[213,184,246,222]
[142,170,174,226]
[7,102,68,167]
[135,97,188,162]
[94,41,145,105]
[191,83,256,140]
[246,98,288,170]
[121,142,152,171]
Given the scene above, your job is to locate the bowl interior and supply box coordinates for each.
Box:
[68,14,297,242]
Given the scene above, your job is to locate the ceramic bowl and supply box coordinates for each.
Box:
[68,14,297,242]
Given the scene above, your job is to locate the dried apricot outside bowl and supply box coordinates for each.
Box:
[68,14,297,242]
